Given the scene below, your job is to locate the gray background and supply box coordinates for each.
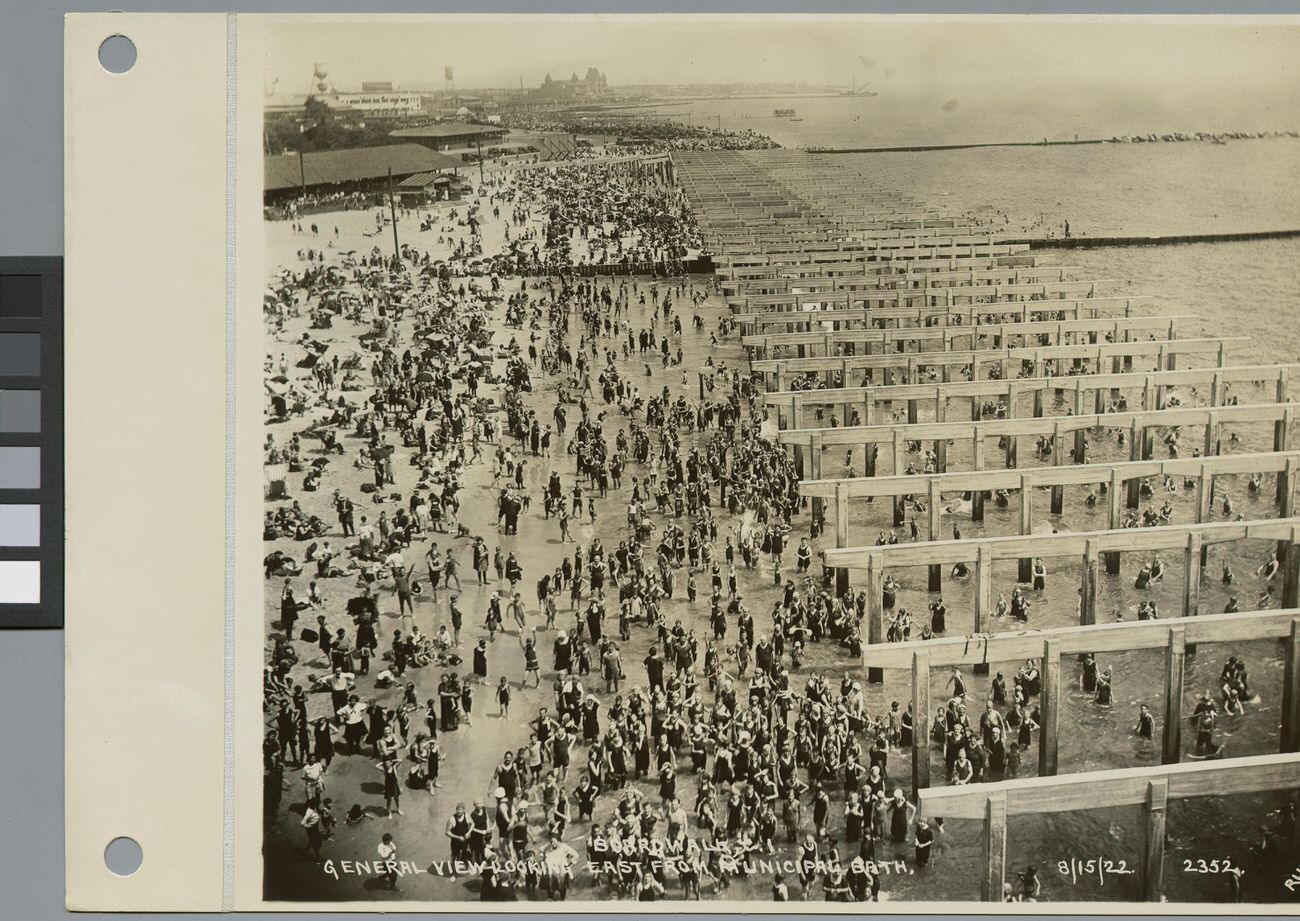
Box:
[4,0,1300,917]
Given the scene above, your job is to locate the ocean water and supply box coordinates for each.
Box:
[672,92,1300,236]
[671,100,1300,901]
[678,91,1298,152]
[833,141,1300,238]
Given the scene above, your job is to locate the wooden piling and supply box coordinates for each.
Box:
[1141,778,1169,902]
[1162,627,1186,765]
[834,482,850,597]
[975,546,992,675]
[982,791,1008,903]
[809,431,825,534]
[1019,473,1034,583]
[912,648,931,795]
[925,480,942,591]
[1284,532,1300,611]
[1106,468,1124,574]
[1282,618,1300,754]
[1183,533,1202,617]
[1081,539,1099,626]
[1050,422,1066,513]
[1127,419,1143,509]
[1038,638,1062,777]
[866,554,884,683]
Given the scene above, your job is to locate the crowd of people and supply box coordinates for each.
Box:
[502,161,704,275]
[262,157,903,901]
[262,149,1287,904]
[500,107,781,152]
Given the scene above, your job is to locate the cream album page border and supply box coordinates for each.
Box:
[65,12,231,911]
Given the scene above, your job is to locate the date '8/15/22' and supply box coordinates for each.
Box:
[1057,858,1135,886]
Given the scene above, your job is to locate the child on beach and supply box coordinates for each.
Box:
[497,676,512,718]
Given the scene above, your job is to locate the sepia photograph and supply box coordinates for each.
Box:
[255,15,1300,907]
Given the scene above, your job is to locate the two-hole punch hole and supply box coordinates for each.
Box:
[104,836,143,877]
[97,35,136,75]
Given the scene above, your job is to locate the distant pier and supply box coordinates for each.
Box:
[806,131,1298,156]
[1011,228,1300,249]
[809,139,1107,154]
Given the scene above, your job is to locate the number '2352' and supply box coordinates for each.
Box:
[1182,858,1233,874]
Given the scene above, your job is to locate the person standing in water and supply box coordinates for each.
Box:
[1135,704,1155,739]
[1094,667,1113,706]
[887,788,916,843]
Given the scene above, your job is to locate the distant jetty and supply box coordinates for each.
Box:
[1009,228,1300,249]
[806,129,1298,155]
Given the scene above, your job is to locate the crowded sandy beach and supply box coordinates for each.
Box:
[260,121,1300,906]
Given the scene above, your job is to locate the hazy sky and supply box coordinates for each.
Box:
[260,16,1300,109]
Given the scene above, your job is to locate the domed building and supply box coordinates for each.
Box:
[530,67,610,102]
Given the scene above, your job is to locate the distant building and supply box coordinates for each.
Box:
[263,67,422,118]
[396,170,471,205]
[263,143,461,205]
[264,92,348,116]
[388,123,508,151]
[508,132,579,160]
[334,91,423,115]
[530,67,609,102]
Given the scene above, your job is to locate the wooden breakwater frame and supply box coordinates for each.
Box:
[804,450,1300,594]
[674,150,1300,905]
[866,609,1300,795]
[718,251,1047,286]
[917,750,1300,902]
[734,296,1151,335]
[742,314,1183,360]
[755,337,1246,392]
[730,278,1107,313]
[730,263,1086,297]
[764,363,1299,430]
[779,399,1296,485]
[825,517,1300,646]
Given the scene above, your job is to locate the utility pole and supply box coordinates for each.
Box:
[386,166,401,264]
[475,137,485,186]
[298,149,306,199]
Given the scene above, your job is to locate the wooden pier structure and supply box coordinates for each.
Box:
[919,751,1300,901]
[673,147,1300,890]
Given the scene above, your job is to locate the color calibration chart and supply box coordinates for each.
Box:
[0,257,62,627]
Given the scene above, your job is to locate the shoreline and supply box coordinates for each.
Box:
[806,132,1299,155]
[1011,229,1300,250]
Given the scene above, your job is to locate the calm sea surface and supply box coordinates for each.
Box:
[669,97,1300,902]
